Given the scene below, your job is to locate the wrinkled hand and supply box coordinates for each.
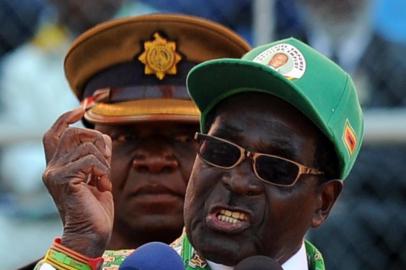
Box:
[43,108,113,257]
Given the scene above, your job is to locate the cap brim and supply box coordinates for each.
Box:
[85,99,200,124]
[65,14,251,99]
[187,58,328,136]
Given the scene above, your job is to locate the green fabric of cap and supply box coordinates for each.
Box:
[187,37,364,179]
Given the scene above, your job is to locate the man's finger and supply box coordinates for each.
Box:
[102,134,112,163]
[52,154,110,188]
[43,107,85,163]
[52,142,110,168]
[93,175,112,193]
[56,128,109,159]
[48,107,85,140]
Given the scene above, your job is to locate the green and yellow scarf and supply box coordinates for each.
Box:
[102,234,325,270]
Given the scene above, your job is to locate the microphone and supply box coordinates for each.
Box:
[119,242,184,270]
[235,255,283,270]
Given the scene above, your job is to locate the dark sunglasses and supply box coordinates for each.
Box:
[194,132,324,187]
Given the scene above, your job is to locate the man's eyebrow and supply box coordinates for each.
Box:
[215,123,244,135]
[257,137,298,159]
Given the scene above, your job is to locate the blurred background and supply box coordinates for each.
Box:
[0,0,405,269]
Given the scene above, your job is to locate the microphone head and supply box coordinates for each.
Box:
[119,242,184,270]
[235,255,283,270]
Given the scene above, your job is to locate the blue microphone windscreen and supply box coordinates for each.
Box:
[119,242,184,270]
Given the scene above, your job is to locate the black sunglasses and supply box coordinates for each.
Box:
[194,132,324,187]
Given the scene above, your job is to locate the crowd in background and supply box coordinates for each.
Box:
[0,0,405,269]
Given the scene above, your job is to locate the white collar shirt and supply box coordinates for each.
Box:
[207,242,308,270]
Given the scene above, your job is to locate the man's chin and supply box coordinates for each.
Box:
[129,217,182,230]
[189,228,253,266]
[198,242,245,266]
[110,217,184,249]
[117,199,184,225]
[123,194,184,212]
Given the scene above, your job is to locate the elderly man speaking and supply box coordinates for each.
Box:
[35,37,363,270]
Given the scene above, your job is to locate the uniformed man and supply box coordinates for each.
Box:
[36,37,363,269]
[25,13,249,269]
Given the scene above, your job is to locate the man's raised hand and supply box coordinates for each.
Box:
[42,108,113,257]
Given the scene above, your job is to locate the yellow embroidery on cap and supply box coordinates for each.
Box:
[138,33,182,80]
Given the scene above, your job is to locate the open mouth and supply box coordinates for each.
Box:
[206,206,251,234]
[216,209,249,224]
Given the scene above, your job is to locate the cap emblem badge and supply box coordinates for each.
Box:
[253,43,306,80]
[343,119,357,155]
[138,32,182,80]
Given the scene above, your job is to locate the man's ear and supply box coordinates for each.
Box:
[311,179,343,228]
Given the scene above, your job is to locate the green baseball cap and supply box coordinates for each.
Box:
[187,37,364,179]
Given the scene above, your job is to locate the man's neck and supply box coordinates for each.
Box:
[281,242,308,270]
[206,242,308,270]
[107,230,143,250]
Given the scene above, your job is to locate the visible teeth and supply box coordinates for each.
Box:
[218,215,238,223]
[217,209,248,223]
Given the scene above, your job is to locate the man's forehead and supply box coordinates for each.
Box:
[213,92,304,122]
[96,121,198,134]
[210,113,306,147]
[208,92,319,154]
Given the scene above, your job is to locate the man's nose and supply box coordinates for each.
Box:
[132,147,179,173]
[221,160,263,196]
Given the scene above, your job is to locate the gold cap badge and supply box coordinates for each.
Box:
[138,32,182,80]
